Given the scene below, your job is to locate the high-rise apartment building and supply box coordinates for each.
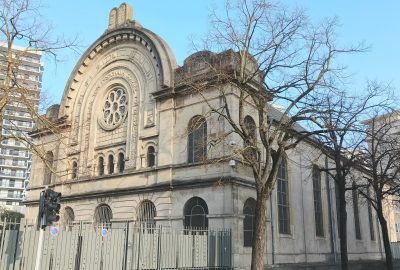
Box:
[0,42,43,213]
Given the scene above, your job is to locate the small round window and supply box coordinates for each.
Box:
[99,88,128,130]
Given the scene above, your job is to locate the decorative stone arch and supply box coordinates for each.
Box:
[70,158,79,179]
[94,203,113,224]
[183,196,209,229]
[141,141,158,168]
[95,153,106,176]
[59,7,177,119]
[43,151,54,185]
[136,200,156,225]
[243,198,256,247]
[72,64,139,171]
[63,206,75,224]
[116,149,126,173]
[187,115,207,163]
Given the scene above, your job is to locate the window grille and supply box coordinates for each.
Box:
[243,198,256,247]
[277,158,290,234]
[335,181,341,237]
[184,197,208,229]
[72,161,78,179]
[367,192,375,241]
[64,207,75,224]
[108,155,114,175]
[312,166,324,237]
[43,151,53,185]
[352,182,361,239]
[147,146,155,167]
[118,153,125,173]
[188,116,207,163]
[94,204,112,225]
[243,116,257,161]
[137,200,156,227]
[98,157,104,176]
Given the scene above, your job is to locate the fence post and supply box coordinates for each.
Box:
[34,214,48,270]
[123,221,129,270]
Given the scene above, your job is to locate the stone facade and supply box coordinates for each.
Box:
[25,4,385,269]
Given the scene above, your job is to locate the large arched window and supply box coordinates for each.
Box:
[184,197,208,229]
[94,204,112,225]
[244,116,256,142]
[243,116,257,161]
[108,155,114,175]
[312,166,324,237]
[147,146,155,167]
[118,153,125,173]
[98,157,104,176]
[64,207,75,224]
[277,157,290,234]
[188,116,207,163]
[43,151,54,185]
[243,198,256,247]
[71,161,78,179]
[137,200,156,227]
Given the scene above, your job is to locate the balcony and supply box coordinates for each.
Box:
[0,150,29,158]
[4,110,32,120]
[3,121,33,131]
[0,171,26,179]
[0,194,23,200]
[0,184,24,190]
[0,160,28,168]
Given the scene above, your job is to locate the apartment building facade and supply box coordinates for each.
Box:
[0,42,43,213]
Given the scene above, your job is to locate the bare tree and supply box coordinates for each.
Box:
[185,1,362,269]
[358,108,400,270]
[0,0,78,175]
[311,83,394,270]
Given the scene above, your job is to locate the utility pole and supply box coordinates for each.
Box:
[34,189,61,270]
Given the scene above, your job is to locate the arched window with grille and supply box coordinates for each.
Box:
[108,155,114,175]
[312,166,324,237]
[184,197,208,229]
[277,157,290,234]
[243,116,257,161]
[137,200,156,227]
[243,198,256,247]
[64,207,75,225]
[188,116,207,163]
[43,151,54,185]
[244,116,256,142]
[72,161,78,179]
[98,157,104,176]
[118,153,125,173]
[94,204,112,225]
[147,146,156,167]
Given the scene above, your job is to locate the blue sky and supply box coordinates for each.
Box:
[38,0,399,104]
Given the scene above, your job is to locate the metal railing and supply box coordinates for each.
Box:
[0,219,232,270]
[392,242,400,260]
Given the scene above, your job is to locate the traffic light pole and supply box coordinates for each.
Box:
[34,188,61,270]
[34,215,45,270]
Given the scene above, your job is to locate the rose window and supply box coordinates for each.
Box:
[100,88,128,130]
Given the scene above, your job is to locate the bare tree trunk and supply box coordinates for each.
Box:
[377,201,393,270]
[251,193,267,270]
[338,189,349,270]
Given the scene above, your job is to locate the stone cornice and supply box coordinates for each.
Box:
[24,176,255,205]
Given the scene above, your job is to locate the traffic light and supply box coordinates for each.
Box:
[37,189,61,229]
[45,189,61,225]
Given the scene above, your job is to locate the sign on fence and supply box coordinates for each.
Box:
[0,219,232,270]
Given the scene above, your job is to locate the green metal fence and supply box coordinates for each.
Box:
[0,219,232,270]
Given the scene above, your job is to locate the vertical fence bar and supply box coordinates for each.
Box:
[0,220,233,270]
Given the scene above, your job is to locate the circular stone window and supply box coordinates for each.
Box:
[99,88,128,130]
